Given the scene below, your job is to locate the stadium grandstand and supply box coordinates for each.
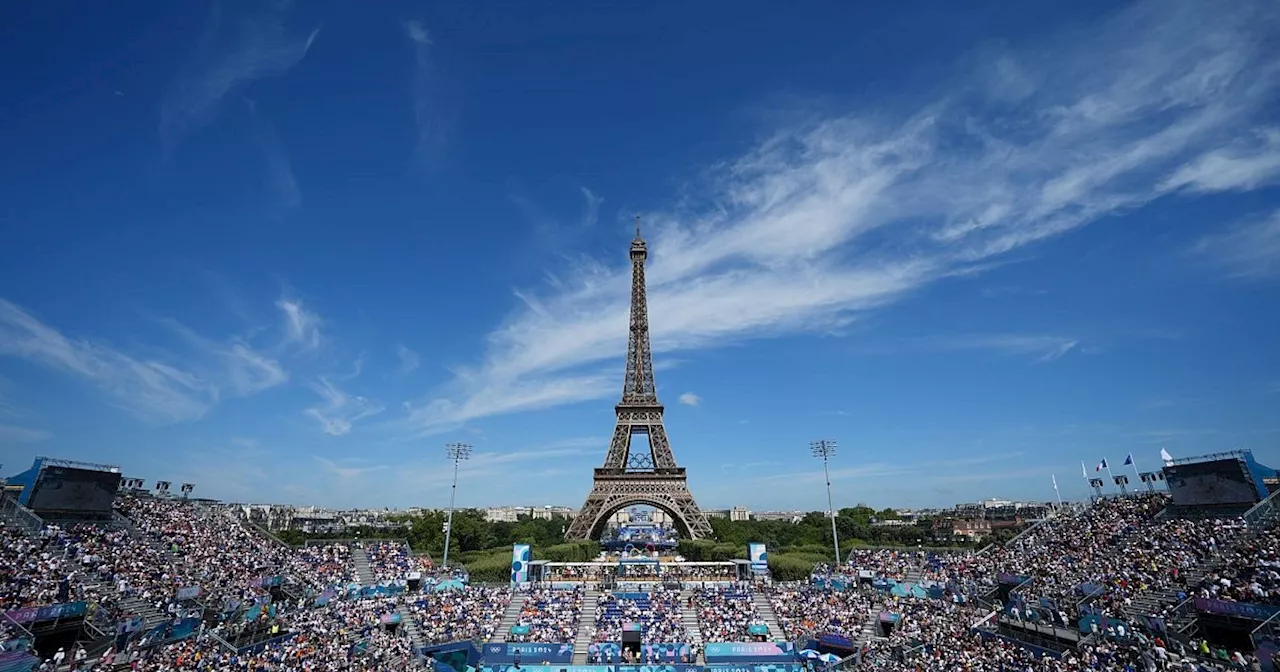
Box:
[0,450,1278,672]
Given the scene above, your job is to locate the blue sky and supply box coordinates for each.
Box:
[1,0,1278,512]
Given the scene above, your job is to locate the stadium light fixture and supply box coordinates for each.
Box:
[442,443,473,568]
[810,439,841,567]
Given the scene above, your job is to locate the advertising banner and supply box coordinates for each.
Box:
[484,667,808,672]
[702,642,797,664]
[588,643,622,660]
[637,643,693,662]
[1193,597,1280,621]
[618,666,704,672]
[511,544,531,585]
[748,543,768,573]
[4,601,87,624]
[706,660,803,665]
[486,667,612,672]
[483,642,574,664]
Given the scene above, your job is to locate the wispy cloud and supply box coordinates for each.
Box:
[0,424,51,443]
[1160,128,1280,194]
[893,334,1080,362]
[160,0,320,152]
[314,456,387,478]
[0,299,285,423]
[304,376,385,436]
[246,98,300,207]
[678,392,700,406]
[396,442,602,492]
[403,371,615,436]
[397,345,421,374]
[403,0,1280,433]
[580,187,604,228]
[402,19,454,170]
[1192,209,1280,280]
[276,298,322,349]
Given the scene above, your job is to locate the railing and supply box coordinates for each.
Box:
[1005,517,1052,546]
[1243,487,1280,528]
[245,519,291,547]
[206,630,237,653]
[1009,576,1035,600]
[1251,607,1280,651]
[971,609,1000,630]
[0,494,45,533]
[2,610,35,650]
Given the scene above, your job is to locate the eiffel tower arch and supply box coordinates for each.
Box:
[564,219,713,541]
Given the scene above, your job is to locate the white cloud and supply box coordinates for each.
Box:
[160,2,320,152]
[276,298,322,349]
[1160,129,1280,194]
[304,377,385,436]
[0,300,287,424]
[403,0,1280,434]
[0,300,206,422]
[314,456,387,479]
[397,345,421,374]
[403,20,432,46]
[678,392,700,406]
[403,20,451,169]
[246,98,301,207]
[1192,209,1280,280]
[396,443,601,491]
[896,334,1080,362]
[580,187,604,227]
[0,424,51,443]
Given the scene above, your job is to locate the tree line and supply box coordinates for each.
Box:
[272,505,1004,582]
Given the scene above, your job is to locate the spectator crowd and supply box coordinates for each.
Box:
[3,487,1279,672]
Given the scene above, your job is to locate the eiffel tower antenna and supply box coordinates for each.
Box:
[565,219,713,540]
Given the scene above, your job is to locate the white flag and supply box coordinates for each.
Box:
[1160,447,1174,464]
[1052,474,1060,491]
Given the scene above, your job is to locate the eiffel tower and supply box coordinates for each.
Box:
[564,218,714,541]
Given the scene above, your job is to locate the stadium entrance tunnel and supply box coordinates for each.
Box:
[584,497,693,541]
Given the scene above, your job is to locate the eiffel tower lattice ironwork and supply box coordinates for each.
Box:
[564,218,714,541]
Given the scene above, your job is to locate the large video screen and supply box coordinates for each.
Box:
[1164,458,1260,507]
[27,466,122,514]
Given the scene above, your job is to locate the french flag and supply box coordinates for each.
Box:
[1096,459,1108,472]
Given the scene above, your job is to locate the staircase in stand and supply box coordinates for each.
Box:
[750,591,783,641]
[493,593,528,643]
[352,545,377,585]
[851,602,881,649]
[686,586,706,650]
[398,603,428,652]
[571,586,601,665]
[1125,512,1274,626]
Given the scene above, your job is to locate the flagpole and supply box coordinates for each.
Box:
[1130,454,1141,481]
[1052,475,1064,509]
[1105,461,1116,491]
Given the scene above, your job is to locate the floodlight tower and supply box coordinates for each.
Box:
[811,439,841,566]
[442,442,472,568]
